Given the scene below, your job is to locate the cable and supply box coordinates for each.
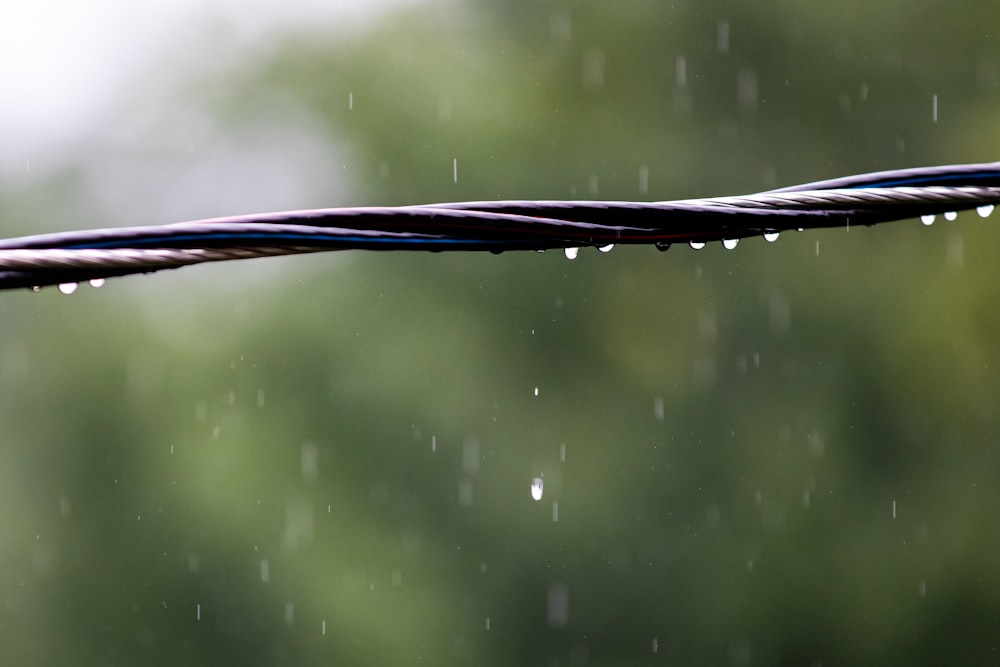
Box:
[1,161,998,291]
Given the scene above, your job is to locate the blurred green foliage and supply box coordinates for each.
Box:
[2,0,1000,665]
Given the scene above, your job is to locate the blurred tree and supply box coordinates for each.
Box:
[1,0,999,665]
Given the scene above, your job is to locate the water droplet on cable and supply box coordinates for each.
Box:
[944,211,958,221]
[564,247,579,260]
[598,244,614,253]
[722,238,739,250]
[58,283,78,295]
[655,241,671,252]
[920,214,935,226]
[689,241,705,250]
[89,278,105,288]
[531,477,544,501]
[976,204,994,218]
[763,231,780,242]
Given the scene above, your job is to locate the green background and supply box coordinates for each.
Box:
[2,1,1000,664]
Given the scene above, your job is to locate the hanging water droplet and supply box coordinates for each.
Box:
[763,231,780,242]
[58,283,78,295]
[976,204,994,218]
[89,278,105,288]
[944,211,958,221]
[598,243,614,253]
[920,214,935,225]
[722,238,739,250]
[564,247,579,260]
[689,241,705,250]
[655,241,671,252]
[531,477,544,501]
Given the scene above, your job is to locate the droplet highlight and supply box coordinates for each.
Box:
[722,238,739,250]
[564,247,579,260]
[598,244,614,253]
[944,211,958,221]
[976,204,994,218]
[763,231,780,242]
[689,241,705,250]
[920,215,935,226]
[531,477,544,501]
[58,283,78,295]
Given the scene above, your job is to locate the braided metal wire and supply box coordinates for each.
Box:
[1,162,998,291]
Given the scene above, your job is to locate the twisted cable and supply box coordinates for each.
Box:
[1,161,998,291]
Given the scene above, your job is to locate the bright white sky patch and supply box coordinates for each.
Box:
[0,0,424,162]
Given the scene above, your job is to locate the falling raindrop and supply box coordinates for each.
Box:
[638,165,649,194]
[976,204,994,218]
[564,247,579,260]
[57,282,78,295]
[598,244,614,253]
[722,238,739,250]
[717,20,730,53]
[921,214,935,225]
[531,477,544,501]
[944,211,958,221]
[763,231,780,242]
[533,386,539,397]
[689,241,705,250]
[301,442,319,481]
[547,582,569,627]
[458,479,474,507]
